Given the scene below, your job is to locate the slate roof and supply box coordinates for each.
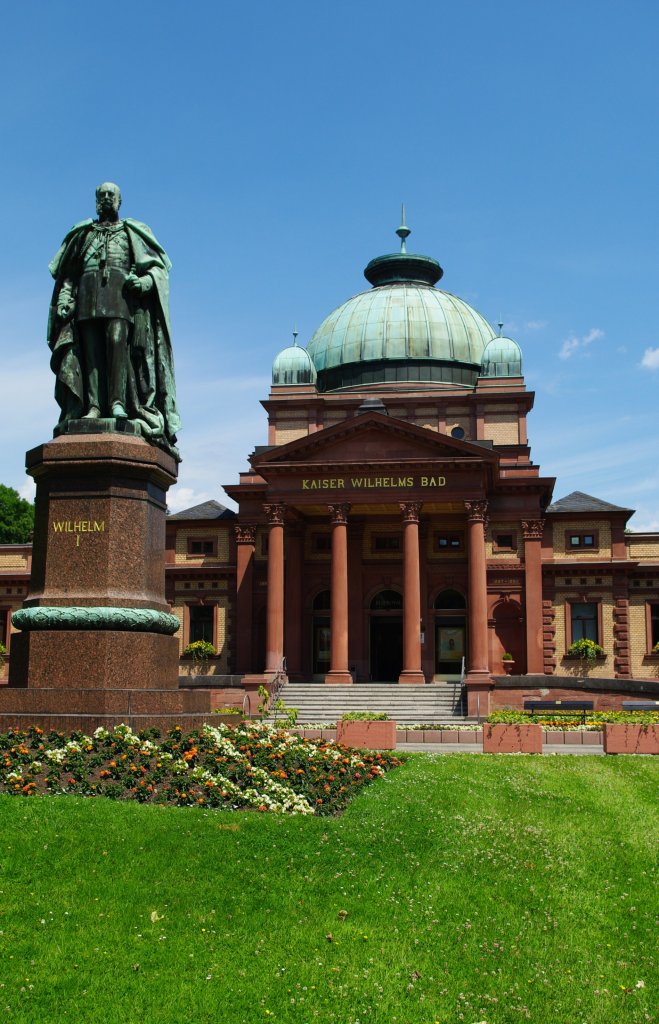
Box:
[167,500,235,521]
[546,491,633,515]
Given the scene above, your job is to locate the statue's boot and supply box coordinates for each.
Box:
[83,406,101,419]
[112,402,128,419]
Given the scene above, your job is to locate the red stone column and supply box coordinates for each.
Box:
[234,523,256,673]
[522,519,544,674]
[264,503,285,675]
[399,502,425,684]
[325,503,352,685]
[465,500,493,715]
[285,529,303,677]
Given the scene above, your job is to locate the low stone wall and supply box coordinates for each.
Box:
[492,675,659,711]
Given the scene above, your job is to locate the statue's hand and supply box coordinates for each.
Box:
[57,279,75,319]
[126,273,154,295]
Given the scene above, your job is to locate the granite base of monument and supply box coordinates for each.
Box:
[2,431,214,731]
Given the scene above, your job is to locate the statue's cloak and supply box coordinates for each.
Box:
[48,218,181,456]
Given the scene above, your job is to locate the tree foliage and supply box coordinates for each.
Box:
[0,484,34,543]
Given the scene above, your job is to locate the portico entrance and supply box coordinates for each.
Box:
[434,589,467,680]
[369,590,403,681]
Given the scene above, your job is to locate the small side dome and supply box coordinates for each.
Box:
[480,336,523,378]
[272,342,317,386]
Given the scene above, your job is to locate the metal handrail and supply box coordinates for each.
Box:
[269,657,288,706]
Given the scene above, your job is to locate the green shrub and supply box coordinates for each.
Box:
[502,651,513,661]
[212,706,241,715]
[567,638,605,659]
[182,640,216,661]
[342,712,389,721]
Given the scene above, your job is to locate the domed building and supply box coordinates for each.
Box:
[3,220,658,722]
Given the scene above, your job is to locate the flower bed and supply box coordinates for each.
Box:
[488,710,659,730]
[0,722,404,816]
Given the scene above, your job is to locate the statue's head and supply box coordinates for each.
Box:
[95,182,122,218]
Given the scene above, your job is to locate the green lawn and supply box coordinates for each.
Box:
[0,755,656,1024]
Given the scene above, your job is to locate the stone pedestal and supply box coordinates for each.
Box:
[2,432,215,731]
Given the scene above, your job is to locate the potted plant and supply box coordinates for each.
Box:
[182,639,217,674]
[566,638,605,660]
[336,712,396,750]
[501,652,515,675]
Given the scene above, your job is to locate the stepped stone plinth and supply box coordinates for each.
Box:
[2,432,214,731]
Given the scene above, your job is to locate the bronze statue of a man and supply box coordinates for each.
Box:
[48,182,181,457]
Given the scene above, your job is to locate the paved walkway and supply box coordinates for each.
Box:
[398,742,604,755]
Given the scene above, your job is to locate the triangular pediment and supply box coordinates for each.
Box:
[251,412,499,469]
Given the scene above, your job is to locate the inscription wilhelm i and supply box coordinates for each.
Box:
[301,475,446,491]
[52,519,106,546]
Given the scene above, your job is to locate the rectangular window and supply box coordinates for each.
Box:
[435,533,463,551]
[493,531,516,552]
[567,532,598,550]
[311,532,331,553]
[372,534,401,553]
[570,602,598,643]
[187,537,216,556]
[189,605,214,644]
[649,603,659,651]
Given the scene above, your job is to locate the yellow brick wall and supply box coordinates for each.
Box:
[444,418,470,438]
[628,538,659,558]
[552,520,612,558]
[174,527,230,564]
[275,425,308,444]
[171,604,185,653]
[413,418,439,431]
[483,413,519,445]
[486,524,520,560]
[0,551,29,570]
[215,596,229,671]
[553,591,614,677]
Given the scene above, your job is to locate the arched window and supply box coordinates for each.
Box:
[434,589,466,610]
[370,590,403,611]
[313,590,331,611]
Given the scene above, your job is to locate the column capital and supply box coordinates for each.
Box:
[521,519,544,541]
[263,503,286,527]
[234,523,257,545]
[465,499,489,525]
[399,501,422,524]
[328,502,351,525]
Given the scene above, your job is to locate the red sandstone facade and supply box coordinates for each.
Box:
[3,377,659,711]
[2,232,659,714]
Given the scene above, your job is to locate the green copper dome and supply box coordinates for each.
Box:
[480,336,523,378]
[272,340,317,385]
[306,220,497,392]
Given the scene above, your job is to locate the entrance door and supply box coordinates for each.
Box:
[435,620,466,678]
[370,616,403,681]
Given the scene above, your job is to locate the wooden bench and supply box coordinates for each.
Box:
[524,700,594,725]
[621,700,659,712]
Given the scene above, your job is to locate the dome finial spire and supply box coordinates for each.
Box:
[498,318,504,337]
[396,203,411,254]
[292,323,298,347]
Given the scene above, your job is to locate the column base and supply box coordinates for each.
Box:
[325,670,353,685]
[464,671,494,717]
[398,670,425,685]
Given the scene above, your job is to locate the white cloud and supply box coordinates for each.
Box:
[640,347,659,370]
[167,486,214,514]
[558,327,604,360]
[525,320,547,331]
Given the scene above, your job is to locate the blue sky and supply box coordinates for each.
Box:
[2,0,658,526]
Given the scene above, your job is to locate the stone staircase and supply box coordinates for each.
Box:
[268,682,467,725]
